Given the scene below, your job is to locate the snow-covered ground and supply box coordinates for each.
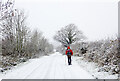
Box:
[74,56,118,79]
[0,52,94,80]
[0,52,118,80]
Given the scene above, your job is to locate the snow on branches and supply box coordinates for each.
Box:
[54,24,86,47]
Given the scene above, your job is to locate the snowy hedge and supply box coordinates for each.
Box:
[72,38,119,74]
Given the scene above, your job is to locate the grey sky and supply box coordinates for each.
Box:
[14,0,118,46]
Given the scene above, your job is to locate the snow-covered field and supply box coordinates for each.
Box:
[0,52,118,80]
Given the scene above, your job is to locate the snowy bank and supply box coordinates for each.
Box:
[74,56,118,79]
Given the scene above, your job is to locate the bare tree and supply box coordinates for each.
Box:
[54,24,86,47]
[0,37,1,54]
[1,10,15,56]
[29,30,53,57]
[30,30,42,54]
[0,0,14,56]
[39,38,53,55]
[1,9,29,57]
[0,0,15,20]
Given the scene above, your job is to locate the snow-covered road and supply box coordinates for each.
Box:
[1,52,94,79]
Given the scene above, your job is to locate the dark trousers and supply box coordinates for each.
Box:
[67,55,71,65]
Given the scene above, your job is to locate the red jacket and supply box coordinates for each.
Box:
[66,49,73,55]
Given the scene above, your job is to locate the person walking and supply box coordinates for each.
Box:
[65,46,73,65]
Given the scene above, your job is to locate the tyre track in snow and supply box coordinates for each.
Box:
[43,54,57,79]
[55,55,66,79]
[2,56,50,79]
[24,56,52,79]
[26,54,57,79]
[54,54,65,79]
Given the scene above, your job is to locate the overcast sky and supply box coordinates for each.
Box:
[14,0,118,46]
